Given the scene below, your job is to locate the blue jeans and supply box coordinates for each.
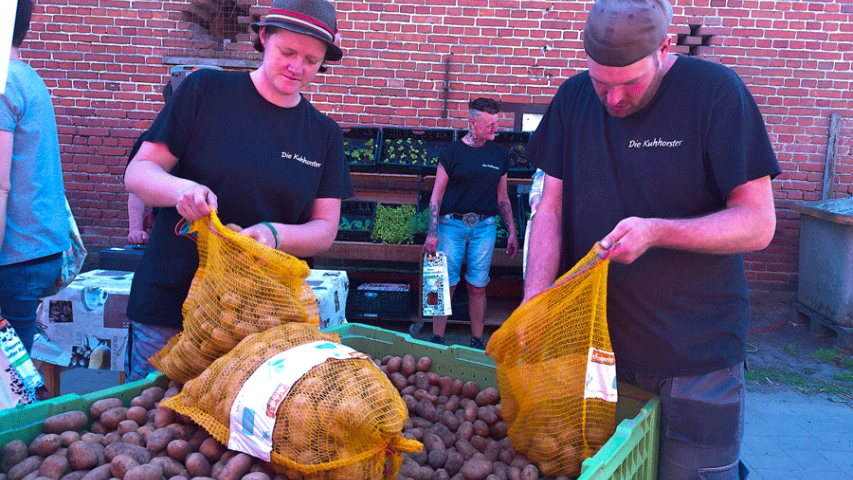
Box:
[125,320,181,382]
[0,253,62,352]
[437,215,497,288]
[618,363,748,480]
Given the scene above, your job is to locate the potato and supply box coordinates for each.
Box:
[460,458,493,480]
[444,450,464,477]
[242,473,270,480]
[415,356,432,372]
[101,432,120,447]
[386,356,403,373]
[29,435,61,457]
[152,409,174,430]
[57,433,80,449]
[414,399,440,424]
[78,435,103,445]
[461,381,480,400]
[109,454,139,479]
[89,399,123,422]
[520,464,538,480]
[3,439,29,473]
[67,441,104,471]
[39,453,71,480]
[441,410,460,432]
[78,464,111,480]
[103,443,150,465]
[438,376,454,397]
[454,439,477,461]
[216,453,252,480]
[450,379,464,396]
[473,420,490,438]
[123,463,162,480]
[98,408,128,431]
[116,421,139,437]
[388,372,408,392]
[197,438,224,463]
[124,407,147,427]
[474,387,500,407]
[42,412,88,435]
[128,396,155,411]
[149,456,182,478]
[165,440,190,463]
[183,453,210,478]
[140,387,165,403]
[401,354,417,376]
[59,471,88,480]
[8,455,43,480]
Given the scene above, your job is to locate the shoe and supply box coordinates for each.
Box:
[428,335,445,345]
[470,336,486,350]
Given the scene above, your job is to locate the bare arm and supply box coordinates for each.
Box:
[0,130,12,250]
[423,164,449,255]
[523,173,563,302]
[127,193,148,244]
[599,175,776,263]
[496,174,519,259]
[240,197,341,256]
[124,141,217,221]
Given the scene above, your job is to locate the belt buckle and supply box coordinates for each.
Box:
[462,212,480,227]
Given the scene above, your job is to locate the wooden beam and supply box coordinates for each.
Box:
[823,113,841,200]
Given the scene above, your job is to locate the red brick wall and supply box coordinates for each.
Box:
[19,0,852,299]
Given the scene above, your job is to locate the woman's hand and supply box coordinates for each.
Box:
[175,184,218,222]
[423,232,439,255]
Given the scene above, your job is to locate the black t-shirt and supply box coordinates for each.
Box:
[438,140,508,217]
[127,69,354,329]
[524,56,781,377]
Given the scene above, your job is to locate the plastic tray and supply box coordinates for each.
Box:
[346,282,413,319]
[325,323,660,480]
[337,200,376,242]
[377,128,455,176]
[342,126,381,173]
[0,373,169,446]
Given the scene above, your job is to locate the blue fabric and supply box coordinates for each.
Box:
[125,320,180,382]
[0,60,68,266]
[437,215,497,288]
[0,253,62,352]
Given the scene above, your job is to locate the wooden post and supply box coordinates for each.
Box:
[823,113,841,200]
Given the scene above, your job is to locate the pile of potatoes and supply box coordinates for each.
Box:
[376,354,576,480]
[1,384,290,480]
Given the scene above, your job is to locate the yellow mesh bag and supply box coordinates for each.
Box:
[162,323,423,480]
[151,210,320,384]
[486,245,617,477]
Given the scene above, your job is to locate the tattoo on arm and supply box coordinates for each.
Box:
[428,201,441,236]
[498,200,515,236]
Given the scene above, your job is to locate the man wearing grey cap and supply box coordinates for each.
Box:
[522,0,781,478]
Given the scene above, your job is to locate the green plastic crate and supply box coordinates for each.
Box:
[0,372,169,446]
[326,323,660,480]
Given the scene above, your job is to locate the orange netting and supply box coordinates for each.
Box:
[151,210,320,384]
[486,245,617,477]
[162,323,422,480]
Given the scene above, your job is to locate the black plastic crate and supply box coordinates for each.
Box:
[342,127,381,173]
[98,246,145,271]
[337,200,376,242]
[456,130,533,178]
[377,128,455,176]
[347,282,413,319]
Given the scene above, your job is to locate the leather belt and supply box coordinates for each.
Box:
[447,212,483,227]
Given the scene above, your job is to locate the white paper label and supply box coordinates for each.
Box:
[227,341,367,460]
[584,347,617,403]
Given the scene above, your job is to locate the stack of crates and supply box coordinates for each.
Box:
[342,126,381,173]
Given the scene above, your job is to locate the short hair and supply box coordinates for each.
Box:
[13,0,33,48]
[469,97,500,117]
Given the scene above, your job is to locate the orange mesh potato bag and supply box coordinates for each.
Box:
[486,245,617,477]
[151,210,320,384]
[162,323,423,480]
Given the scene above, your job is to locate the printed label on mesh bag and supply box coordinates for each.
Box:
[584,346,617,403]
[228,341,368,460]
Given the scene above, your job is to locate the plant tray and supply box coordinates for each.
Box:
[342,127,381,173]
[377,128,455,176]
[370,203,418,245]
[337,200,377,242]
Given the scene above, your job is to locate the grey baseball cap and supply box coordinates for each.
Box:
[583,0,673,67]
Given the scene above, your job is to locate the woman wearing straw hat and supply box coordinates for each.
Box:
[123,0,354,381]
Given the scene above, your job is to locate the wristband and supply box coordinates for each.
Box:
[261,221,279,249]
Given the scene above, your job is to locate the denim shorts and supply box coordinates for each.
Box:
[437,215,497,288]
[0,253,62,352]
[619,363,747,480]
[125,320,181,382]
